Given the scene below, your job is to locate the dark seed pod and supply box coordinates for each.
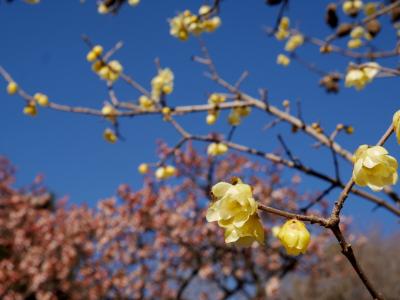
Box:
[336,23,353,37]
[366,19,381,37]
[391,7,400,23]
[325,3,339,29]
[319,74,340,94]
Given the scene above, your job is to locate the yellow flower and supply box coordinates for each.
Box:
[284,34,304,52]
[347,38,363,49]
[139,95,155,110]
[24,0,40,4]
[206,180,263,245]
[393,110,400,144]
[151,68,174,101]
[86,51,97,62]
[128,0,140,6]
[275,29,289,40]
[364,2,376,16]
[279,17,290,31]
[7,81,18,95]
[169,11,191,41]
[138,163,149,174]
[223,214,264,246]
[98,4,109,14]
[103,128,118,143]
[101,104,117,121]
[277,54,290,66]
[236,106,251,117]
[206,113,218,125]
[345,62,379,90]
[276,219,310,256]
[155,165,176,180]
[350,26,365,39]
[87,45,103,62]
[228,109,241,126]
[34,93,49,107]
[207,143,228,156]
[352,145,398,191]
[208,93,226,105]
[202,17,221,32]
[343,0,363,15]
[23,103,37,116]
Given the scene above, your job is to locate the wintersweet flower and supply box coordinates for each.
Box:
[86,45,103,62]
[207,143,228,156]
[228,109,241,126]
[347,38,363,49]
[352,145,398,191]
[206,179,264,245]
[343,0,363,15]
[23,103,37,116]
[151,68,174,101]
[277,54,290,66]
[284,34,304,52]
[34,93,49,107]
[350,26,365,39]
[276,219,310,256]
[102,105,117,121]
[7,81,18,95]
[223,214,264,246]
[206,112,218,125]
[275,17,290,40]
[155,165,176,180]
[138,163,149,174]
[103,128,118,143]
[393,110,400,144]
[208,93,226,105]
[139,95,155,110]
[345,62,380,90]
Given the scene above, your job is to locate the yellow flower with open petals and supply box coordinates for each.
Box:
[223,214,264,246]
[276,219,310,256]
[352,145,398,191]
[345,62,379,90]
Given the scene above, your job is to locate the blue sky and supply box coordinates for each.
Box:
[0,0,399,233]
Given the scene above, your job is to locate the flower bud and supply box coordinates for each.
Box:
[276,219,310,256]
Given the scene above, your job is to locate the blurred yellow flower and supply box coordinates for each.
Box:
[139,95,155,110]
[34,93,49,107]
[103,128,118,143]
[7,81,18,95]
[276,219,310,256]
[223,214,264,246]
[350,26,365,39]
[138,163,149,174]
[23,103,37,116]
[345,62,380,90]
[208,93,226,105]
[128,0,140,6]
[155,165,176,180]
[284,34,304,52]
[347,38,363,49]
[352,145,398,191]
[277,54,290,66]
[343,0,363,15]
[207,143,228,156]
[206,112,218,125]
[151,68,174,101]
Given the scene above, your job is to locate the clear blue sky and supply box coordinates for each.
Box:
[0,0,399,233]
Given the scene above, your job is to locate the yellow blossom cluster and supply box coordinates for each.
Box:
[103,128,118,143]
[393,110,400,144]
[274,219,311,256]
[87,45,123,82]
[205,93,226,125]
[34,93,49,107]
[345,62,379,90]
[352,145,398,191]
[155,165,176,180]
[275,17,290,40]
[208,93,226,105]
[206,179,264,246]
[342,0,363,15]
[151,68,174,101]
[169,5,221,41]
[228,106,251,126]
[207,143,228,156]
[23,102,37,117]
[139,95,155,111]
[276,54,290,66]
